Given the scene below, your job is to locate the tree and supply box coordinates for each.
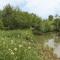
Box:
[54,18,60,31]
[2,4,14,29]
[2,4,20,29]
[48,15,53,21]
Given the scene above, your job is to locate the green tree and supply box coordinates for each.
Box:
[48,15,53,21]
[2,4,20,29]
[54,18,60,31]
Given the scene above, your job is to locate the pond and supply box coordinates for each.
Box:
[43,33,60,58]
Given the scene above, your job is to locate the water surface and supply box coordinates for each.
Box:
[43,33,60,58]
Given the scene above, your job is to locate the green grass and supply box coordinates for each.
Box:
[0,29,58,60]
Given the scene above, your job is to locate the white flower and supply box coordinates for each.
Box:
[8,49,12,51]
[14,48,17,51]
[19,45,23,48]
[11,51,14,55]
[11,40,14,44]
[28,46,31,49]
[8,49,14,55]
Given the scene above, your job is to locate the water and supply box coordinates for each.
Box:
[45,39,55,48]
[35,33,60,58]
[54,44,60,58]
[44,37,60,58]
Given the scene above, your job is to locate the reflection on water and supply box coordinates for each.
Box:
[54,44,60,58]
[45,39,55,48]
[45,37,60,58]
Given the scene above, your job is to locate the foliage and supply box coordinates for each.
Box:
[53,18,60,31]
[0,4,60,60]
[0,4,60,34]
[0,4,42,30]
[48,15,53,21]
[0,29,58,60]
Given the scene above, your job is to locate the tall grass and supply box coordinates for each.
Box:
[0,29,58,60]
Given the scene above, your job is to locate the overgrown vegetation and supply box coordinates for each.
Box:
[0,4,60,60]
[0,4,60,34]
[0,29,58,60]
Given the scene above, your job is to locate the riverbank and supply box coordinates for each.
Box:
[0,29,60,60]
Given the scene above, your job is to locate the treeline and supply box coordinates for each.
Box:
[0,4,60,33]
[0,4,41,29]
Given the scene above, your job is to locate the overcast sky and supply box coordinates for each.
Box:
[0,0,60,18]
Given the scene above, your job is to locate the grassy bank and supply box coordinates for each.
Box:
[0,29,58,60]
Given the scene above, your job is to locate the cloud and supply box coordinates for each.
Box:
[24,0,60,18]
[0,0,60,18]
[0,0,24,9]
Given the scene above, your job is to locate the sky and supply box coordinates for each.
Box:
[0,0,60,18]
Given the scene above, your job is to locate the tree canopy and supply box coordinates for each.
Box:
[0,4,60,34]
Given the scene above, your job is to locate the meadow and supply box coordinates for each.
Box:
[0,29,59,60]
[0,4,60,60]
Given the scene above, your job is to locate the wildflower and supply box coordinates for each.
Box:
[19,44,23,48]
[28,46,31,49]
[14,48,17,51]
[11,51,14,55]
[11,40,14,44]
[8,49,14,55]
[8,49,12,52]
